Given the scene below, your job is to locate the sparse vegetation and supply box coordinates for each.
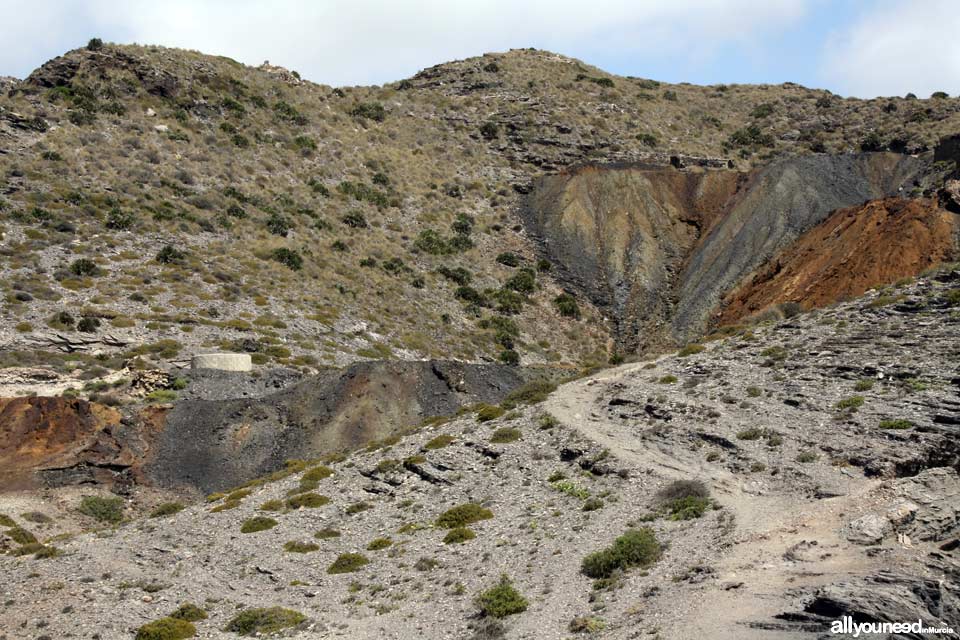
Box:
[240,516,278,533]
[581,528,662,578]
[327,553,370,574]
[436,503,493,528]
[78,496,124,523]
[225,607,306,635]
[475,575,528,618]
[135,617,196,640]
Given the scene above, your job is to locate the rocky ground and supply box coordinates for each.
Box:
[2,271,958,639]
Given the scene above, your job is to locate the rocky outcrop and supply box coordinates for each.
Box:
[0,397,128,490]
[523,153,926,350]
[145,360,546,493]
[716,197,958,325]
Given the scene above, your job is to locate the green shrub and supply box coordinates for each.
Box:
[490,427,521,443]
[502,379,557,407]
[150,502,184,518]
[327,553,369,574]
[156,245,186,265]
[582,497,604,512]
[425,434,455,449]
[286,492,329,509]
[436,503,493,529]
[270,248,303,271]
[443,527,476,544]
[315,528,341,539]
[879,419,913,430]
[302,465,334,482]
[854,379,875,391]
[658,375,677,384]
[367,537,392,550]
[341,210,368,228]
[259,500,284,511]
[77,316,101,332]
[0,514,15,527]
[554,293,581,318]
[663,495,711,520]
[476,404,505,422]
[7,527,37,544]
[746,386,762,397]
[551,480,590,500]
[87,37,104,51]
[835,396,865,412]
[796,450,818,463]
[225,607,306,635]
[106,207,135,230]
[135,617,196,640]
[476,575,528,618]
[480,121,499,139]
[736,427,763,440]
[284,540,320,553]
[170,603,207,622]
[750,103,775,118]
[655,480,711,519]
[70,258,99,277]
[240,516,278,533]
[580,528,662,578]
[78,496,124,523]
[504,268,536,294]
[345,501,372,515]
[349,102,386,122]
[677,344,705,357]
[496,252,520,267]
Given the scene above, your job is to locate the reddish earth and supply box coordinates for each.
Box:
[0,397,130,490]
[716,197,959,325]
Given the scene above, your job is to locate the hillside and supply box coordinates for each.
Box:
[2,43,960,380]
[2,268,958,638]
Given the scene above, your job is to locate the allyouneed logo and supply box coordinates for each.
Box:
[831,617,955,637]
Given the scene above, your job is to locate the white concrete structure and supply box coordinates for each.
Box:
[191,353,253,372]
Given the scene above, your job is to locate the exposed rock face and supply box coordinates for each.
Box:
[145,360,540,493]
[523,153,925,350]
[0,397,128,489]
[716,197,958,325]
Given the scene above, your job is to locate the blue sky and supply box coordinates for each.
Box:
[0,0,956,98]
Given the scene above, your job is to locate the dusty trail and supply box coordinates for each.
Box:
[544,363,881,639]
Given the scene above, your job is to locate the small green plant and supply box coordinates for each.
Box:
[581,528,662,579]
[476,404,505,422]
[854,379,875,392]
[240,516,278,533]
[835,396,865,412]
[135,617,196,640]
[879,419,913,430]
[315,528,341,539]
[746,386,762,397]
[554,293,581,318]
[677,344,705,357]
[327,553,370,574]
[170,603,207,622]
[796,450,818,463]
[284,540,320,553]
[443,527,476,544]
[156,245,186,265]
[70,258,99,277]
[475,575,528,618]
[436,503,493,529]
[7,527,37,544]
[490,427,521,443]
[345,501,372,515]
[78,496,124,523]
[150,502,184,518]
[367,537,393,551]
[658,375,677,384]
[655,480,711,520]
[551,480,590,500]
[425,434,454,449]
[286,492,330,509]
[224,607,306,635]
[270,248,303,271]
[736,427,763,441]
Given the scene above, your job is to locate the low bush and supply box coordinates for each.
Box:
[7,527,37,544]
[475,404,505,422]
[490,427,521,443]
[284,540,320,553]
[150,502,184,518]
[314,527,341,539]
[135,617,195,640]
[270,248,303,271]
[476,575,528,618]
[170,603,207,622]
[836,396,865,412]
[677,344,705,357]
[240,516,278,533]
[425,434,455,449]
[225,607,306,635]
[286,493,330,509]
[879,419,913,430]
[580,528,662,578]
[367,537,392,550]
[436,503,493,529]
[554,293,581,319]
[443,527,476,544]
[327,552,369,574]
[78,496,124,523]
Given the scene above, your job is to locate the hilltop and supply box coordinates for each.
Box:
[1,42,959,383]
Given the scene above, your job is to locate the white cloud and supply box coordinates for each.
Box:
[820,0,960,98]
[1,0,809,84]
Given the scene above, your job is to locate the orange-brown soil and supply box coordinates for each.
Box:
[716,197,958,325]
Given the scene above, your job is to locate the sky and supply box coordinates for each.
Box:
[0,0,956,98]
